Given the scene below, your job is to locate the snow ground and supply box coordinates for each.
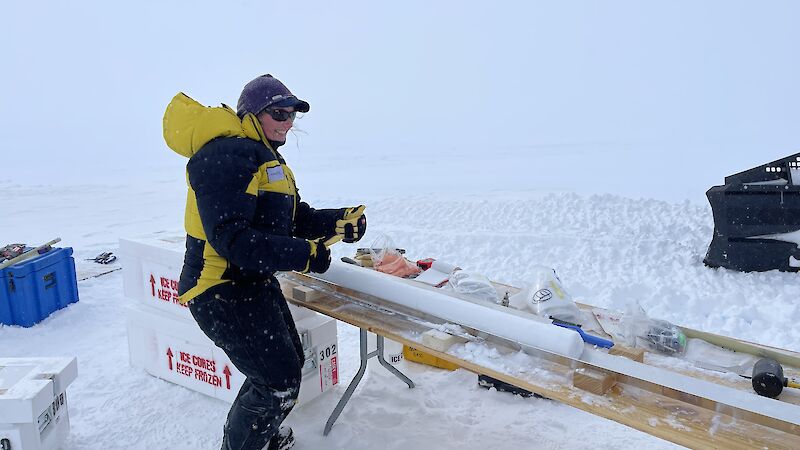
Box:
[2,171,799,449]
[3,2,799,448]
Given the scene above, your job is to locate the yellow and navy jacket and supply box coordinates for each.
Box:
[162,93,341,303]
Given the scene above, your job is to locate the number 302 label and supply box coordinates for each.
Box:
[318,343,339,390]
[319,344,337,361]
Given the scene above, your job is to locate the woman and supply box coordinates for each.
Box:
[162,74,367,450]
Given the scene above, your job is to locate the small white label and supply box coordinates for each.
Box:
[267,166,285,182]
[37,392,65,435]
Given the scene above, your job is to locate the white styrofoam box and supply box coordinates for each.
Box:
[119,235,190,320]
[126,302,338,407]
[119,236,316,323]
[121,234,334,404]
[0,357,78,450]
[295,312,340,395]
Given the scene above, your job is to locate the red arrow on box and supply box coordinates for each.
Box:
[223,365,232,389]
[167,348,174,370]
[150,274,156,297]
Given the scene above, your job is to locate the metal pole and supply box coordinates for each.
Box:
[324,329,414,435]
[376,335,414,388]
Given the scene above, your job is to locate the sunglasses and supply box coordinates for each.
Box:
[263,108,297,122]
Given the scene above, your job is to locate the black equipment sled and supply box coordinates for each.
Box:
[704,152,800,272]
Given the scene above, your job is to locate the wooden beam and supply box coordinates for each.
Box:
[608,345,645,363]
[291,285,323,302]
[574,367,616,394]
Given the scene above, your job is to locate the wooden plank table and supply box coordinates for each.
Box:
[279,274,800,449]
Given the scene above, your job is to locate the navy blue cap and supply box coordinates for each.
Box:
[236,74,310,117]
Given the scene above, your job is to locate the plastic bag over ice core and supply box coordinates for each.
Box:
[369,234,421,278]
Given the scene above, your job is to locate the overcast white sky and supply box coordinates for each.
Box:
[2,1,798,200]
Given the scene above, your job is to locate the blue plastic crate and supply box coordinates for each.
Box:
[0,247,79,327]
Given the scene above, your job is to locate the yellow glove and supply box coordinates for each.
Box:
[302,239,331,274]
[335,205,367,243]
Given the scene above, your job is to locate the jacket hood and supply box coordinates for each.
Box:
[163,92,267,158]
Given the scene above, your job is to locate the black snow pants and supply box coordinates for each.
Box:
[188,278,304,450]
